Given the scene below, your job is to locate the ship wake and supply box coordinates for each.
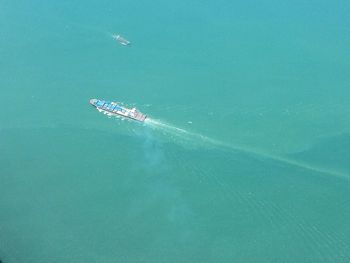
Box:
[144,118,350,180]
[144,118,224,149]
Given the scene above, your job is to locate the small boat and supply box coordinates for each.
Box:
[112,34,131,46]
[90,99,147,122]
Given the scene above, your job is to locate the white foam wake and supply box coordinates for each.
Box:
[144,118,350,181]
[144,118,224,148]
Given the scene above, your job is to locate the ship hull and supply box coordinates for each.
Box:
[90,99,147,122]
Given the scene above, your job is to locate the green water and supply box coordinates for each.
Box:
[1,1,350,262]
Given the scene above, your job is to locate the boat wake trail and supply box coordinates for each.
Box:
[144,118,225,148]
[144,118,350,180]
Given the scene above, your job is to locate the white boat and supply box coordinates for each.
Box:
[112,34,131,46]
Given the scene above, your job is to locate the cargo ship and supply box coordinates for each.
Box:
[90,99,147,122]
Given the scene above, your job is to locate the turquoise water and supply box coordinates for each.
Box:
[1,0,350,262]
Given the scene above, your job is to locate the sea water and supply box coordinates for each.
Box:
[1,0,350,262]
